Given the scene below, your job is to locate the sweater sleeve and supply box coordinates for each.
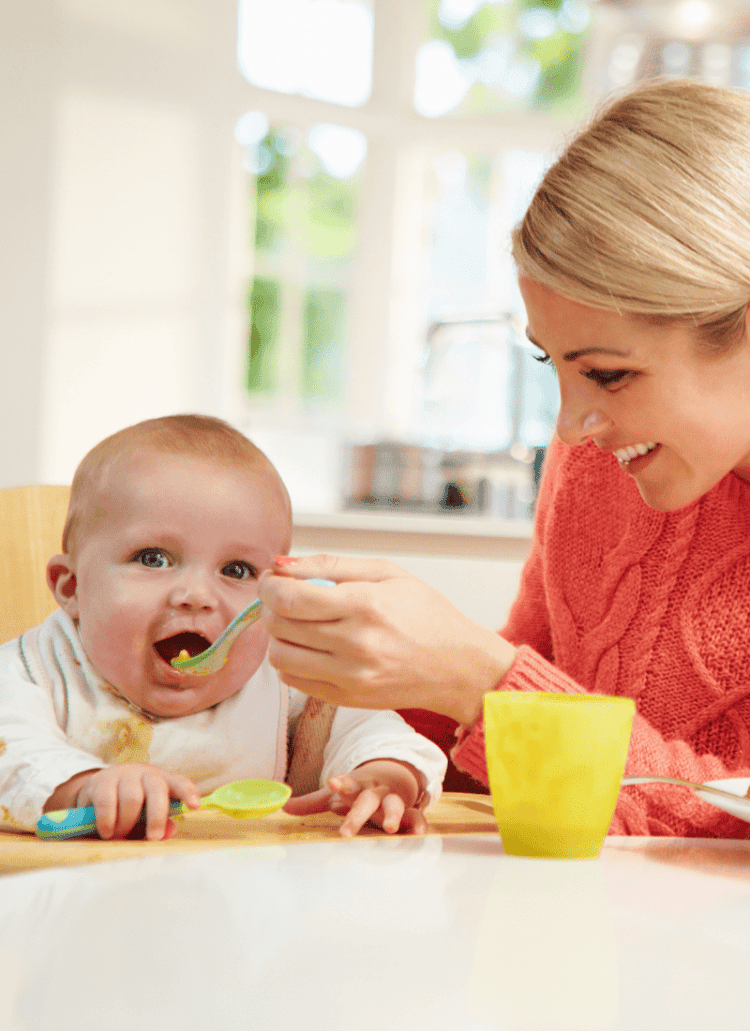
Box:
[450,438,750,839]
[451,644,750,837]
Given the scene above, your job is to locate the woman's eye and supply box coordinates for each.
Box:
[134,548,169,569]
[222,560,257,581]
[583,368,631,387]
[532,353,557,377]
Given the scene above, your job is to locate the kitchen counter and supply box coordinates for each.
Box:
[292,509,533,560]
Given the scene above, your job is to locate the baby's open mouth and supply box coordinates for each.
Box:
[155,632,212,663]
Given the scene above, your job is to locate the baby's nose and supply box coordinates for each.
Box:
[169,573,217,610]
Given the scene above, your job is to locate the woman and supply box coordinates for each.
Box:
[258,78,750,837]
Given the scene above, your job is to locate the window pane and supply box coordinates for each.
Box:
[302,287,345,400]
[240,115,364,406]
[415,0,590,118]
[247,276,280,393]
[414,146,557,458]
[238,0,373,107]
[426,152,492,320]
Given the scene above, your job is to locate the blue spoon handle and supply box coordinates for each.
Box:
[35,798,185,841]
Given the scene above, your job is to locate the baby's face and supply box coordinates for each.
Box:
[59,453,290,718]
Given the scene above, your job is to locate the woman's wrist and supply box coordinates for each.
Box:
[442,632,517,726]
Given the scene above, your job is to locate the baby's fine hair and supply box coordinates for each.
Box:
[62,414,291,555]
[512,78,750,351]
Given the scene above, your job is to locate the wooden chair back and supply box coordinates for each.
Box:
[0,485,71,644]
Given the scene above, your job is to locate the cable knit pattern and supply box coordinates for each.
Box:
[451,436,750,838]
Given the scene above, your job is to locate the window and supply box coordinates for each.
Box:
[238,0,374,106]
[230,0,587,515]
[239,117,365,406]
[415,0,591,118]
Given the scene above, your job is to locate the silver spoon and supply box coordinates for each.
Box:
[622,775,750,823]
[170,577,335,676]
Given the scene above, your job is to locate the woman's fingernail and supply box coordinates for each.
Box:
[274,556,298,567]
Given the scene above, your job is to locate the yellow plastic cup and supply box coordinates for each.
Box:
[484,691,635,859]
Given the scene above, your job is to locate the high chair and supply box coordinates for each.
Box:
[0,485,70,644]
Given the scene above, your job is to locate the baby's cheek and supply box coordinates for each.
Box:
[80,613,141,679]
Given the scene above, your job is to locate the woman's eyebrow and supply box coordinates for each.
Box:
[524,329,630,362]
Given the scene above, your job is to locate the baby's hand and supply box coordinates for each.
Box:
[283,759,427,837]
[47,764,201,841]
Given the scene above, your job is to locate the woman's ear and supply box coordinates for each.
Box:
[46,554,79,619]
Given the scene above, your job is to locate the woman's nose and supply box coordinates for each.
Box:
[556,402,612,447]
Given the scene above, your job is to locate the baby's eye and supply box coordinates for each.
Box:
[222,560,257,581]
[133,548,169,569]
[582,368,631,387]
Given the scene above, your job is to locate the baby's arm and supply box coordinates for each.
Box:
[284,758,427,836]
[284,694,447,836]
[44,764,201,841]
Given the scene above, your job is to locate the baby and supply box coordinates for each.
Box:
[0,415,445,839]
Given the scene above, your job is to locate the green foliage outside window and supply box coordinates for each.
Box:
[247,276,279,394]
[425,0,589,117]
[246,126,359,403]
[302,287,345,400]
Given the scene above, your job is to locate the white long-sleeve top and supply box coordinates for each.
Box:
[0,610,446,832]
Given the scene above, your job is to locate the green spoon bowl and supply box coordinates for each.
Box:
[197,778,292,818]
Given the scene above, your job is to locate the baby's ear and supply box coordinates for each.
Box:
[46,555,79,619]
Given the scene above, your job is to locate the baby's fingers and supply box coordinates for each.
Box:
[380,792,407,834]
[338,787,385,837]
[81,784,120,840]
[141,774,174,841]
[327,774,364,799]
[143,773,200,840]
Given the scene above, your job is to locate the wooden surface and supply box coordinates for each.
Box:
[0,484,70,643]
[0,793,499,874]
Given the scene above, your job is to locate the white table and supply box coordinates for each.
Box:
[0,813,749,1031]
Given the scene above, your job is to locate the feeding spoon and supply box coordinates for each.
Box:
[169,577,335,676]
[35,779,293,840]
[622,775,750,823]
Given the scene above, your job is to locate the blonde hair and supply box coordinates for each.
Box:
[512,78,750,350]
[63,414,292,556]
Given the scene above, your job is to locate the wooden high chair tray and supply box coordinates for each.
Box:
[0,793,498,874]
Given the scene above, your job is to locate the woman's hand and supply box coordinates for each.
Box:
[44,764,201,841]
[283,759,428,836]
[258,555,516,726]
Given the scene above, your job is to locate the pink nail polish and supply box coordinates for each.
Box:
[274,555,298,567]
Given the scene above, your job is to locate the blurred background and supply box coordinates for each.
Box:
[5,0,750,520]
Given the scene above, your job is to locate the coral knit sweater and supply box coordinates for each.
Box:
[448,435,750,838]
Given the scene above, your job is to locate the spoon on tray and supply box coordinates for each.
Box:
[35,778,293,840]
[621,775,750,823]
[169,577,335,676]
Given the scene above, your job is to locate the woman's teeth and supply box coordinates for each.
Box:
[615,441,658,465]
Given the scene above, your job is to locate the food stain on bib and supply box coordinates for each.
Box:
[100,717,153,764]
[0,805,22,829]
